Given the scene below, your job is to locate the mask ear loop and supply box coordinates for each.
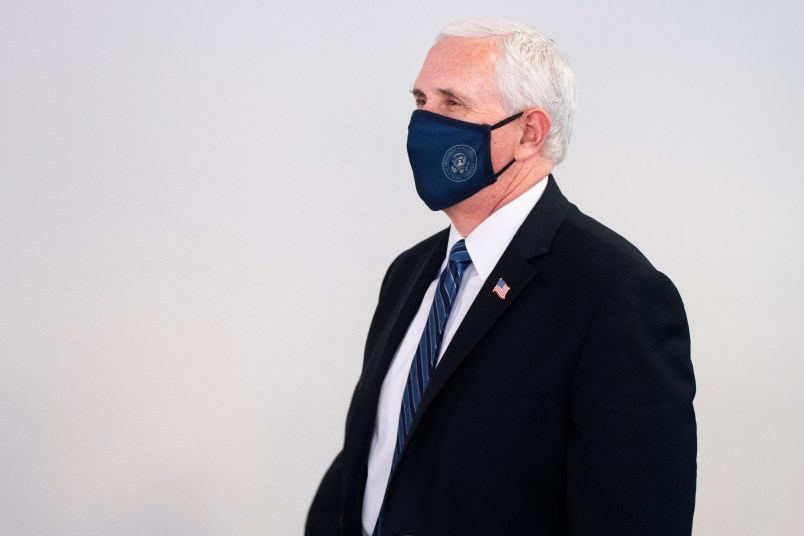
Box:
[494,159,516,177]
[491,112,523,177]
[491,112,523,130]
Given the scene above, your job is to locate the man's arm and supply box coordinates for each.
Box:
[567,268,697,535]
[305,451,343,536]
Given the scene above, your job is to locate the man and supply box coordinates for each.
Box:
[307,18,696,536]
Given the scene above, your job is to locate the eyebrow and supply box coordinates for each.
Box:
[411,87,475,106]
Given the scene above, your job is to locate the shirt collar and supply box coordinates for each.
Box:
[446,176,549,281]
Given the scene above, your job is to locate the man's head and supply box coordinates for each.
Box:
[409,19,576,232]
[431,19,576,165]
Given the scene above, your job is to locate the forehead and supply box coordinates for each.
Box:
[414,36,501,107]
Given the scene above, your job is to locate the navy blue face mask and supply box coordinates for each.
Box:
[406,109,523,211]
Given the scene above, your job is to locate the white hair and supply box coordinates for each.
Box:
[437,19,577,164]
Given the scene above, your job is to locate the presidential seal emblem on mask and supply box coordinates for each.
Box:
[442,145,478,182]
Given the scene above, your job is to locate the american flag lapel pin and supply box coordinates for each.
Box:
[492,278,511,299]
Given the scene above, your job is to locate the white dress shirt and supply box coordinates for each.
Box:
[361,177,549,536]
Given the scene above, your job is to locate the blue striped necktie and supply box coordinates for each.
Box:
[374,239,472,536]
[393,238,473,466]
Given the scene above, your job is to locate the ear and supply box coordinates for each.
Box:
[514,108,551,161]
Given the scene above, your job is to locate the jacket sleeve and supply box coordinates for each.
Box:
[566,268,697,535]
[305,451,344,536]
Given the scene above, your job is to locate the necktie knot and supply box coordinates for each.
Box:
[448,239,472,267]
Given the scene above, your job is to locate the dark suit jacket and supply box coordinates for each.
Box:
[307,176,696,535]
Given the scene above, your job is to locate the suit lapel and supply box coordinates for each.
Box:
[397,175,571,467]
[341,229,448,528]
[358,230,448,416]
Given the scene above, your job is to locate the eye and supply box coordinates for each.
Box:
[447,99,461,107]
[415,97,426,107]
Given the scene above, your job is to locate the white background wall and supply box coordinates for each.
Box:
[1,0,802,534]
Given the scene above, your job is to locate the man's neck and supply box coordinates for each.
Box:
[444,164,553,237]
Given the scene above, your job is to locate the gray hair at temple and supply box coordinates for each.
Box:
[437,19,577,165]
